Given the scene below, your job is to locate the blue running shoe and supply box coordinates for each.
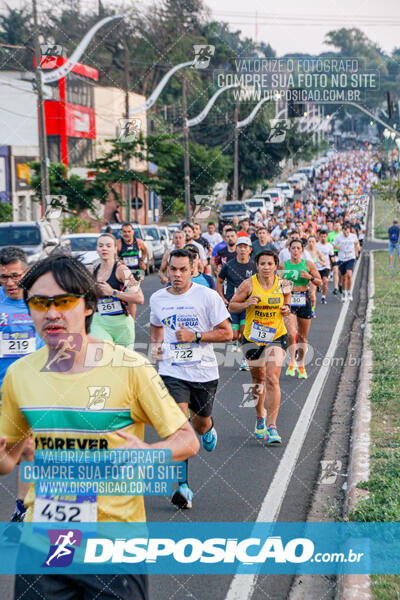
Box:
[171,483,193,509]
[254,417,266,439]
[267,425,282,444]
[201,426,217,451]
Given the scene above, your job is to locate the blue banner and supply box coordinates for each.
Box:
[0,522,398,574]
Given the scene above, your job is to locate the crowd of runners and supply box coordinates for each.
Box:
[0,150,375,599]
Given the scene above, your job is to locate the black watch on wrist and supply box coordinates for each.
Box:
[194,332,202,344]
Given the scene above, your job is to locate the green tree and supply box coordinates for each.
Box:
[146,133,230,213]
[0,201,12,222]
[29,161,108,213]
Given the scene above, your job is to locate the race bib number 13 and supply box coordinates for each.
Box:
[249,323,276,344]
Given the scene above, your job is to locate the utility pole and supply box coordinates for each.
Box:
[233,103,239,201]
[32,0,50,216]
[124,33,131,222]
[182,75,191,221]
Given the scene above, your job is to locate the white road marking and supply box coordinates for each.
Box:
[225,258,362,600]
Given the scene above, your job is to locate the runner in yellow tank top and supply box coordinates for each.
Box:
[229,250,291,444]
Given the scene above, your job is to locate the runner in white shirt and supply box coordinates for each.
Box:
[202,222,223,248]
[316,231,335,304]
[150,248,232,509]
[333,222,360,302]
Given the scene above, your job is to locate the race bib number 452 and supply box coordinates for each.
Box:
[33,495,97,523]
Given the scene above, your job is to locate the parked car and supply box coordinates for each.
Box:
[61,233,100,266]
[262,188,285,209]
[167,223,181,235]
[286,174,306,191]
[158,226,172,251]
[218,202,248,231]
[245,197,274,216]
[142,225,165,267]
[100,223,155,275]
[275,183,294,201]
[0,220,58,264]
[296,167,315,182]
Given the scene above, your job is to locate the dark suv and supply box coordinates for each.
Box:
[218,202,248,232]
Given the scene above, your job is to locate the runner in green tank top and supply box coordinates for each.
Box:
[279,239,321,379]
[305,235,326,317]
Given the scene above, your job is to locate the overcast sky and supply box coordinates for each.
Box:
[2,0,400,56]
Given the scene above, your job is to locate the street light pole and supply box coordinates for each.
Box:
[32,0,50,215]
[124,34,131,222]
[233,103,239,201]
[182,76,191,221]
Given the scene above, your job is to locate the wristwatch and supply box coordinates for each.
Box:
[194,332,202,344]
[111,289,119,298]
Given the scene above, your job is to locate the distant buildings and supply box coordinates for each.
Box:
[0,57,150,225]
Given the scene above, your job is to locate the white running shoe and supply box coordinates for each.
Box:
[348,292,353,301]
[341,293,346,303]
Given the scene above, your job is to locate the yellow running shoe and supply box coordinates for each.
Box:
[286,361,297,376]
[298,366,308,379]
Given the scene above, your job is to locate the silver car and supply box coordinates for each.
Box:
[142,225,165,268]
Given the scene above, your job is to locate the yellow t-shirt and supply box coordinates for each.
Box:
[0,342,187,523]
[243,274,287,344]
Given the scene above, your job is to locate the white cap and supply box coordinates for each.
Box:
[236,236,252,247]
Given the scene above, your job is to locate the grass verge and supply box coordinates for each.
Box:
[374,190,400,239]
[349,251,400,599]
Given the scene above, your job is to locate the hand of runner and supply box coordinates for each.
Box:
[97,280,114,295]
[150,343,163,361]
[300,270,312,280]
[175,323,196,342]
[246,295,261,307]
[116,430,149,449]
[280,304,290,316]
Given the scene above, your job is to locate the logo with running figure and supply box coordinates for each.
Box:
[0,312,8,326]
[87,386,111,410]
[42,529,82,567]
[162,314,177,330]
[239,383,264,408]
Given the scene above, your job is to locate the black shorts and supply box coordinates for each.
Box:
[239,334,289,361]
[162,375,218,417]
[14,573,148,600]
[290,291,312,319]
[338,258,355,275]
[318,268,330,279]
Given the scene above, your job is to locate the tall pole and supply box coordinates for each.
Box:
[32,0,50,215]
[182,76,191,221]
[124,33,132,222]
[233,103,239,201]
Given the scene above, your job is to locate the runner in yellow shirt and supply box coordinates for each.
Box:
[0,253,198,600]
[229,250,291,444]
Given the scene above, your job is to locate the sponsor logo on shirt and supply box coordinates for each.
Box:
[162,314,199,329]
[0,312,8,326]
[12,313,32,323]
[162,314,177,330]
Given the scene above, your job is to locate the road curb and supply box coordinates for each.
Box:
[337,252,374,600]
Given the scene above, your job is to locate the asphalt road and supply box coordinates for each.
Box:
[0,248,374,600]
